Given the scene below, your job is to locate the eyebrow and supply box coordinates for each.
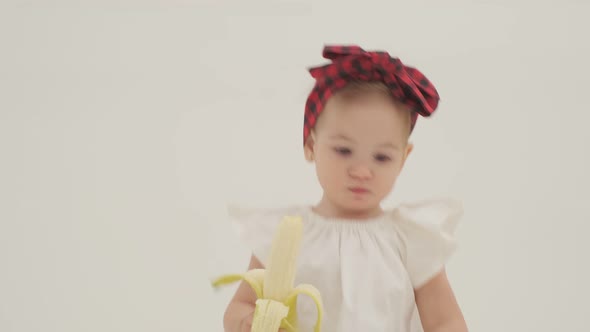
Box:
[378,142,400,150]
[329,134,355,142]
[329,134,400,150]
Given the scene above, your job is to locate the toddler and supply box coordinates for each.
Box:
[221,45,468,332]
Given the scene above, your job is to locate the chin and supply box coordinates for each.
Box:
[341,200,380,213]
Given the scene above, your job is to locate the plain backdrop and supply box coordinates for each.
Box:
[1,1,589,331]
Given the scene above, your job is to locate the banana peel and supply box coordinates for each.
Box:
[211,215,323,332]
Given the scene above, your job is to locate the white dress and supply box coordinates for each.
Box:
[227,198,463,332]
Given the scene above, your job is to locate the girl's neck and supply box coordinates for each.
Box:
[312,196,384,220]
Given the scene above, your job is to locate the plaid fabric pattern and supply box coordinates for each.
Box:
[303,45,440,144]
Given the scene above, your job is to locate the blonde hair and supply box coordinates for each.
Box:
[335,80,391,95]
[329,80,413,135]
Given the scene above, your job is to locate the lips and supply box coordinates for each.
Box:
[349,187,369,194]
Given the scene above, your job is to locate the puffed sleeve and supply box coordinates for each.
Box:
[392,198,464,289]
[227,205,292,266]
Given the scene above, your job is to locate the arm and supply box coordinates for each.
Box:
[223,254,287,332]
[414,268,468,332]
[223,254,261,332]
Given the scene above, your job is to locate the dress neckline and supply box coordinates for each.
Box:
[298,205,392,230]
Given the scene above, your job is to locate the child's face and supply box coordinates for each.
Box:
[305,90,413,218]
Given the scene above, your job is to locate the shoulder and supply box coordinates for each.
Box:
[226,203,309,265]
[388,197,463,233]
[385,197,464,288]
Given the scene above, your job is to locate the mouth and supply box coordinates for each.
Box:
[349,187,370,194]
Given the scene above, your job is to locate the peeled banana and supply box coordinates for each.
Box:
[211,215,323,332]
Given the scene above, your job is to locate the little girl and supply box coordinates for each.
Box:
[221,45,468,332]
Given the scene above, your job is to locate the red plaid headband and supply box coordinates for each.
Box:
[303,45,440,144]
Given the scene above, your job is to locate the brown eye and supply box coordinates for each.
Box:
[333,147,351,156]
[375,154,391,162]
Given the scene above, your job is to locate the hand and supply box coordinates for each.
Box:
[240,312,286,332]
[239,311,253,332]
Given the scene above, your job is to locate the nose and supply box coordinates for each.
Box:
[349,164,372,180]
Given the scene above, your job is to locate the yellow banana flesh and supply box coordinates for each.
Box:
[211,215,324,332]
[251,299,289,331]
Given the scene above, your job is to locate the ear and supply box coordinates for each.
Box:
[400,142,414,169]
[304,132,316,162]
[404,142,414,159]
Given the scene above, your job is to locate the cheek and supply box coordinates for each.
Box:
[315,155,346,185]
[374,165,401,188]
[315,147,339,169]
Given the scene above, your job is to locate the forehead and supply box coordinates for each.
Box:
[316,90,411,142]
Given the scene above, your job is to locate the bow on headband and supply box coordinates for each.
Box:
[303,45,440,144]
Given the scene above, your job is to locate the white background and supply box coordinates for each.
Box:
[1,1,589,331]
